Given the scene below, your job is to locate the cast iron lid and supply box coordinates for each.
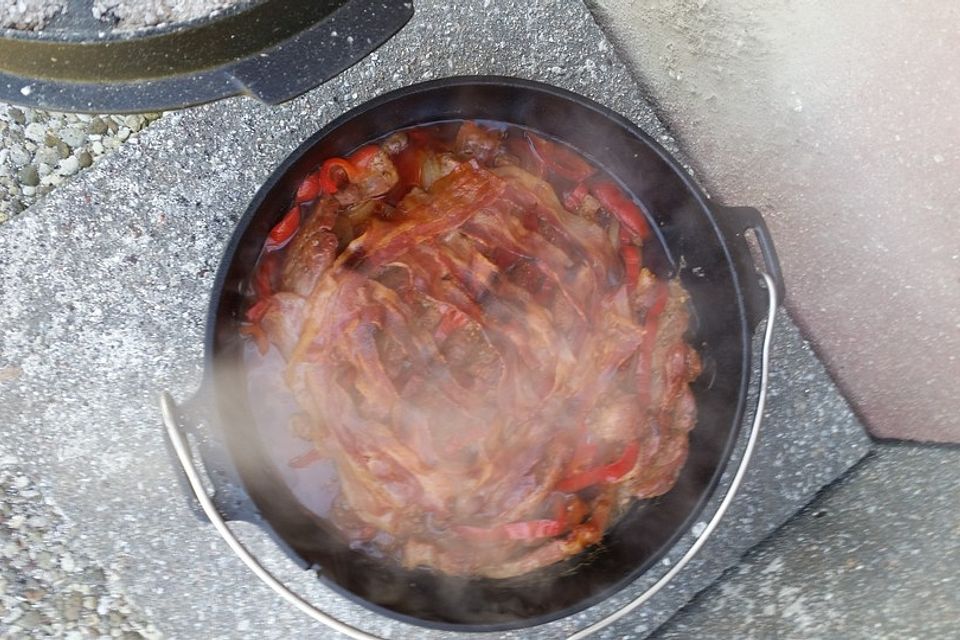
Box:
[0,0,413,113]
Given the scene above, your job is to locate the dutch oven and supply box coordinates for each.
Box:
[161,76,784,638]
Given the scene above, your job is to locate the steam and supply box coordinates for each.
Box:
[207,106,713,624]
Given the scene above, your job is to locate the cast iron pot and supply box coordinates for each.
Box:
[161,76,784,635]
[0,0,413,112]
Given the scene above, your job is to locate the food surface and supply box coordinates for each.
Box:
[243,121,701,579]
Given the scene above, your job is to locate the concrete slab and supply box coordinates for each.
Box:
[0,0,870,637]
[651,443,960,639]
[589,0,960,442]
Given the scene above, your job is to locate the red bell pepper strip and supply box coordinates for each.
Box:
[563,181,590,211]
[316,145,382,195]
[528,134,596,182]
[246,298,272,323]
[253,257,277,300]
[295,174,321,203]
[318,158,355,194]
[591,180,651,241]
[556,441,640,493]
[266,206,301,250]
[456,518,566,542]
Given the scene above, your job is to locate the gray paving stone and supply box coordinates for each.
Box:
[652,443,960,639]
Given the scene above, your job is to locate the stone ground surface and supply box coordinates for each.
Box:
[0,458,160,639]
[0,64,158,640]
[0,0,64,31]
[589,0,960,443]
[14,0,957,637]
[651,442,960,640]
[91,0,254,30]
[0,106,158,222]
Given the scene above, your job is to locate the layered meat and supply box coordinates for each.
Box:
[243,122,701,578]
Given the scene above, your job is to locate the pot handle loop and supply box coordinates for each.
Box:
[713,205,785,327]
[160,392,211,523]
[160,392,386,640]
[161,274,777,640]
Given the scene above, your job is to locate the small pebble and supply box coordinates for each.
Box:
[35,146,60,166]
[57,156,80,177]
[77,151,94,168]
[24,587,46,602]
[88,117,109,135]
[2,606,23,625]
[123,115,143,131]
[64,601,81,622]
[9,107,26,125]
[17,165,39,187]
[61,553,77,572]
[29,515,49,527]
[18,608,44,628]
[117,127,131,143]
[60,126,87,149]
[23,122,46,143]
[57,141,71,159]
[8,145,30,167]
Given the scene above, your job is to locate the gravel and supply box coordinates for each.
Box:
[0,106,160,223]
[0,0,64,31]
[0,455,161,638]
[92,0,257,29]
